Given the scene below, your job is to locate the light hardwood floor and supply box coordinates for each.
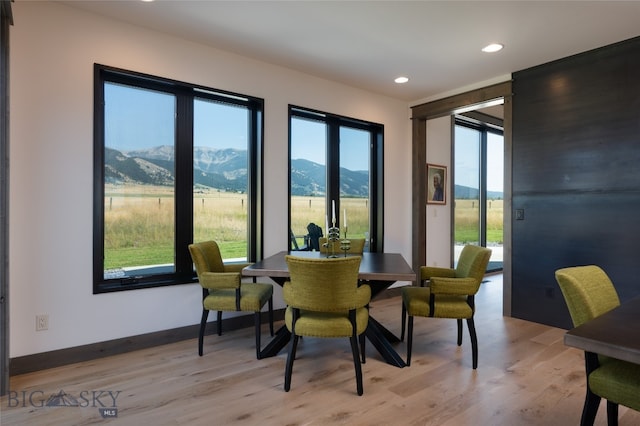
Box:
[2,274,639,425]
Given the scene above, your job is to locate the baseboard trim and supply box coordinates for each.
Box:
[11,288,404,375]
[10,309,285,376]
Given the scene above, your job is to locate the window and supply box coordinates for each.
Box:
[288,106,383,252]
[454,117,504,272]
[94,64,263,293]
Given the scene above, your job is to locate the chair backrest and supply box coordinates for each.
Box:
[284,255,362,311]
[555,265,621,327]
[306,223,323,251]
[455,245,492,281]
[289,229,300,250]
[188,240,225,275]
[319,238,366,254]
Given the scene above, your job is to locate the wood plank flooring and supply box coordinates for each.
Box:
[2,274,639,425]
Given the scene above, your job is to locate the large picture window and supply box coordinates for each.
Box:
[94,65,263,293]
[288,106,383,253]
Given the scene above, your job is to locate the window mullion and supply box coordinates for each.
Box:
[480,130,488,248]
[370,130,384,252]
[327,118,341,224]
[175,92,194,278]
[248,105,262,261]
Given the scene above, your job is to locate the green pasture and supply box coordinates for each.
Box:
[454,199,503,245]
[290,197,370,248]
[104,186,250,269]
[104,187,503,270]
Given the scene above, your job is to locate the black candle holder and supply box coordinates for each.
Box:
[325,226,340,258]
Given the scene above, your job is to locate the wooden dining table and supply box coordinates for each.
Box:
[564,295,640,364]
[243,250,416,368]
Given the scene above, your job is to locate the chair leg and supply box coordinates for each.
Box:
[268,297,274,336]
[580,387,601,426]
[350,335,364,396]
[359,333,366,364]
[606,400,619,426]
[466,317,478,369]
[284,334,299,392]
[254,312,262,360]
[457,318,463,346]
[401,303,406,341]
[406,316,414,366]
[198,309,209,356]
[217,311,223,336]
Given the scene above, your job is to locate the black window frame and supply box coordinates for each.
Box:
[288,105,384,252]
[93,64,263,293]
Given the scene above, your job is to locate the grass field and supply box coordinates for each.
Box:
[105,185,250,269]
[104,185,503,271]
[290,197,370,248]
[454,199,504,245]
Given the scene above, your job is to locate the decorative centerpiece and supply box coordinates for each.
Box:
[325,225,341,258]
[324,200,350,258]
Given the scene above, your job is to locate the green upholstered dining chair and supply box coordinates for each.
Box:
[319,237,366,254]
[401,245,491,369]
[283,255,370,395]
[188,241,274,359]
[555,265,640,425]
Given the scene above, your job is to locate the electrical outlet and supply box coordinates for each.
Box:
[36,314,49,331]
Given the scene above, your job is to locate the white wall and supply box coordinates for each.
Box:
[9,2,412,357]
[425,116,452,268]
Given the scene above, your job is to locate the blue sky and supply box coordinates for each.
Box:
[455,125,504,192]
[106,82,369,171]
[105,83,249,152]
[105,82,175,151]
[290,117,370,171]
[105,83,502,186]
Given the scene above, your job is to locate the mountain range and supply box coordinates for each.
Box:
[105,146,370,196]
[454,185,503,200]
[105,145,502,199]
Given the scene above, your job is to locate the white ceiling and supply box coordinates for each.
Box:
[59,1,640,103]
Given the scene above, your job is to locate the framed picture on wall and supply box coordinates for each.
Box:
[427,163,446,205]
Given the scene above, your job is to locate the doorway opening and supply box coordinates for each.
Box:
[453,105,504,273]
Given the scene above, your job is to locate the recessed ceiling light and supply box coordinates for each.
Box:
[482,43,504,53]
[394,76,409,84]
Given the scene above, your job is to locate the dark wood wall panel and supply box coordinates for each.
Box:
[512,193,640,328]
[512,36,640,328]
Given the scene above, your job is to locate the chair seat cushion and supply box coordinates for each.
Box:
[402,287,431,317]
[204,283,273,312]
[285,306,369,338]
[589,357,640,411]
[402,287,473,319]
